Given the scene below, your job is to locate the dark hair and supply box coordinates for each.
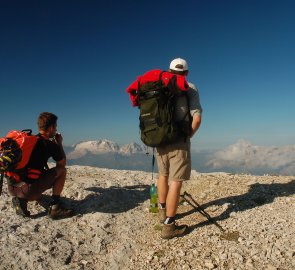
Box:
[169,69,188,76]
[38,112,58,131]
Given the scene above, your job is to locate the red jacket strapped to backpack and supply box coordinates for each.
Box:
[126,69,189,107]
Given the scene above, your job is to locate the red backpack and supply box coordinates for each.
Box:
[0,129,40,184]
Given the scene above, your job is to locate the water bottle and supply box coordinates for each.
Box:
[150,183,158,213]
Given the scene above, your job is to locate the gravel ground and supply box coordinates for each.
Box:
[0,165,294,269]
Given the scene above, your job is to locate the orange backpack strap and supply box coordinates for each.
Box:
[26,168,42,180]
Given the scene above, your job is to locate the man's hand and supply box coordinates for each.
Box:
[54,133,63,145]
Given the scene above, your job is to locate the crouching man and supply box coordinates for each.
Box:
[7,112,74,219]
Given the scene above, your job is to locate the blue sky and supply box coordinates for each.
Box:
[1,0,295,151]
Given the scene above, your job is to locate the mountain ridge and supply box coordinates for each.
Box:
[68,140,147,159]
[64,139,295,176]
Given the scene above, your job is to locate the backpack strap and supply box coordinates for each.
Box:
[159,70,165,80]
[21,129,33,135]
[37,133,49,170]
[138,71,167,104]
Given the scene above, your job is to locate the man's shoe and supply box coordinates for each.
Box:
[12,197,30,217]
[158,208,166,223]
[161,222,188,239]
[48,203,74,220]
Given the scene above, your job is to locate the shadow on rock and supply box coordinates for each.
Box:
[180,179,295,233]
[30,194,75,219]
[28,184,150,218]
[73,184,150,215]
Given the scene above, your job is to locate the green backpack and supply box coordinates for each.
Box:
[138,72,191,147]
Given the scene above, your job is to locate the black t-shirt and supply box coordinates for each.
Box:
[27,138,64,172]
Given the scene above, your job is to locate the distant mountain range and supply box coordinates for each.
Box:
[67,140,147,159]
[65,140,156,171]
[64,139,295,175]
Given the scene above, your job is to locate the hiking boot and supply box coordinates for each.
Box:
[161,222,188,239]
[158,208,166,223]
[48,203,74,220]
[12,197,30,217]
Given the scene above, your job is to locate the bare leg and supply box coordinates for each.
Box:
[52,166,67,196]
[160,180,188,239]
[166,180,182,217]
[157,175,168,204]
[49,166,74,219]
[158,176,183,216]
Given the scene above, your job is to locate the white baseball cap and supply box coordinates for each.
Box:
[169,58,188,72]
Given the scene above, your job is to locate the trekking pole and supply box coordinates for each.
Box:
[181,191,225,232]
[145,146,150,173]
[151,147,155,181]
[0,173,4,196]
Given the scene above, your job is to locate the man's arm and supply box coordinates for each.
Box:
[54,133,66,167]
[191,114,202,138]
[187,83,202,138]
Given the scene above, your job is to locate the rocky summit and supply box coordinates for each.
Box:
[0,165,294,269]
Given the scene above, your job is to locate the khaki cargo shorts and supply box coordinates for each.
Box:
[156,139,191,181]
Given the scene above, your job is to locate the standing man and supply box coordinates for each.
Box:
[7,112,74,219]
[157,58,202,239]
